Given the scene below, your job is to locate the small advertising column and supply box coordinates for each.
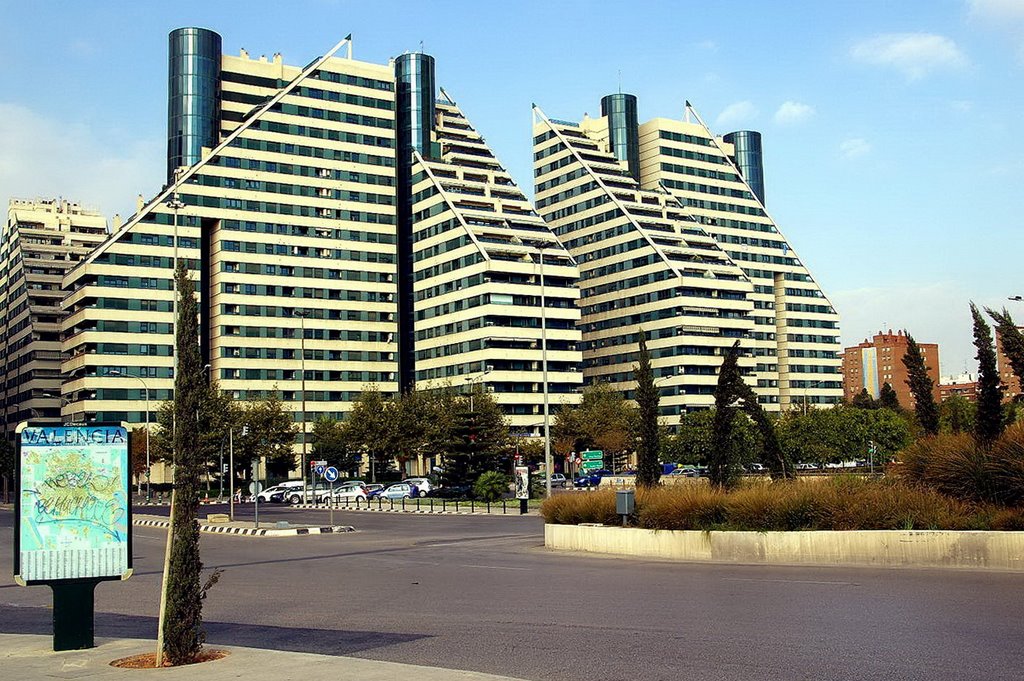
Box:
[514,465,530,514]
[13,423,133,651]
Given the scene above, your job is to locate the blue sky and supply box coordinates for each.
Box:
[1,0,1021,376]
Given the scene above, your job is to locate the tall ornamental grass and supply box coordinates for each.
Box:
[541,477,1024,531]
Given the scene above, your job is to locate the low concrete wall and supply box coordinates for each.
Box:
[545,524,1024,570]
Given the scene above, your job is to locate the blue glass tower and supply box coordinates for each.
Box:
[167,27,222,181]
[395,53,436,392]
[723,130,765,206]
[600,93,640,182]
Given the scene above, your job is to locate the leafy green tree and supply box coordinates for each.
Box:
[940,395,976,434]
[879,382,901,411]
[342,386,391,481]
[664,408,760,467]
[777,405,910,466]
[443,389,510,485]
[851,388,878,409]
[236,392,297,480]
[310,416,359,476]
[130,427,149,495]
[633,330,661,488]
[163,262,207,665]
[386,390,431,472]
[901,332,940,436]
[972,303,1005,446]
[987,307,1024,401]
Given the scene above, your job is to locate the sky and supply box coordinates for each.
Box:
[1,0,1021,377]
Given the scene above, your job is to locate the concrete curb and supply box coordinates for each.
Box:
[133,518,355,537]
[545,524,1024,571]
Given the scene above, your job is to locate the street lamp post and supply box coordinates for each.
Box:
[293,309,310,503]
[107,371,151,502]
[464,366,493,412]
[537,242,553,498]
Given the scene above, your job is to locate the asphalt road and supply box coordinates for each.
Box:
[2,506,1023,681]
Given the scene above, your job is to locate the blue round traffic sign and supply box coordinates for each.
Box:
[314,464,325,476]
[323,466,339,482]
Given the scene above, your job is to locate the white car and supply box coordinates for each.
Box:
[402,478,434,497]
[318,483,368,504]
[255,480,304,503]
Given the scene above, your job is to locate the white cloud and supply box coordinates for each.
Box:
[839,138,871,159]
[968,0,1024,23]
[774,101,816,125]
[0,102,162,222]
[714,100,758,128]
[693,39,718,52]
[850,33,968,80]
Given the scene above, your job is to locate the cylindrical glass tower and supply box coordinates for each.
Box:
[395,53,436,392]
[167,27,222,181]
[723,130,765,206]
[600,93,640,182]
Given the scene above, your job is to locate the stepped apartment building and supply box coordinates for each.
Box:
[59,29,578,467]
[1,199,107,436]
[533,94,841,414]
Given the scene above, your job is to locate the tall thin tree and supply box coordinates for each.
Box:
[971,303,1005,446]
[986,307,1024,400]
[634,329,661,488]
[162,262,207,664]
[901,332,940,436]
[710,343,745,488]
[879,382,901,411]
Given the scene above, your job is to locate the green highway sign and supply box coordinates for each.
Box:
[581,450,603,461]
[581,460,604,471]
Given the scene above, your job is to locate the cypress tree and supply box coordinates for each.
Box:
[879,382,901,411]
[851,388,877,409]
[163,262,207,664]
[972,303,1005,446]
[901,332,940,436]
[987,307,1024,400]
[634,329,661,488]
[710,343,745,488]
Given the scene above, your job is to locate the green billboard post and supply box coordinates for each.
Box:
[13,423,133,651]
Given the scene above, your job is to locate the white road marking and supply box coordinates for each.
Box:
[723,577,856,586]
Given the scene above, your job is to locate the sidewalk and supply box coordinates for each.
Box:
[1,633,529,680]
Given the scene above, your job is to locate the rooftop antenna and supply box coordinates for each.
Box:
[420,40,424,53]
[617,69,621,94]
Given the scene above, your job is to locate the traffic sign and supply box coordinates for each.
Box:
[314,464,325,476]
[310,459,327,468]
[581,460,604,471]
[574,457,582,465]
[323,466,339,482]
[248,481,263,495]
[582,450,603,461]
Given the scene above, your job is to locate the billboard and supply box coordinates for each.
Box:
[514,466,530,500]
[14,425,132,585]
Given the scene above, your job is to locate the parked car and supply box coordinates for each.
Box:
[256,481,304,503]
[745,463,768,474]
[550,473,567,488]
[364,483,385,497]
[796,463,820,471]
[402,478,434,497]
[320,483,368,504]
[426,484,474,499]
[574,473,605,488]
[668,466,698,477]
[378,482,418,500]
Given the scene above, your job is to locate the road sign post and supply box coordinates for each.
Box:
[323,466,339,524]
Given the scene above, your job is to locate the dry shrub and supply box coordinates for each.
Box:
[899,427,1024,505]
[634,486,727,530]
[542,477,1018,530]
[540,490,618,526]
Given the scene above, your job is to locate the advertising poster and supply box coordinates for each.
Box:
[514,466,530,500]
[15,425,131,584]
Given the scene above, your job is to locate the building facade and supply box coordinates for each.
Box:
[58,29,581,469]
[533,95,841,416]
[842,330,940,407]
[939,373,977,402]
[1,199,107,436]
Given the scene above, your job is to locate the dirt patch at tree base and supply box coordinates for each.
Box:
[110,649,229,669]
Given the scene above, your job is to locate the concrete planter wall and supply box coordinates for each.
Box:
[545,524,1024,570]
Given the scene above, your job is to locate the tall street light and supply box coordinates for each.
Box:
[536,241,553,498]
[464,366,493,412]
[107,371,151,502]
[293,309,310,501]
